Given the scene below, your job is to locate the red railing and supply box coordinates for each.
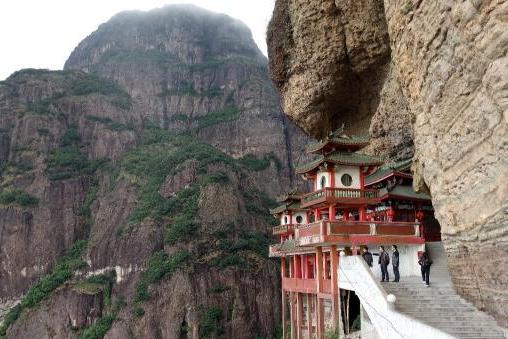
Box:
[282,277,333,294]
[272,224,294,235]
[282,277,317,293]
[301,187,379,207]
[296,222,321,238]
[294,220,420,246]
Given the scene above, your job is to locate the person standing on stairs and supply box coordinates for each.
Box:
[391,245,400,282]
[418,252,433,287]
[362,246,373,268]
[378,246,390,282]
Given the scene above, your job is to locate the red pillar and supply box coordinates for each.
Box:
[282,290,287,339]
[330,246,340,331]
[295,256,302,279]
[296,293,304,338]
[290,292,297,339]
[343,209,349,221]
[315,246,325,338]
[306,294,313,338]
[359,206,366,221]
[289,256,294,278]
[316,296,325,339]
[281,257,287,339]
[314,208,321,221]
[300,255,305,279]
[316,247,323,291]
[328,168,335,187]
[329,205,336,221]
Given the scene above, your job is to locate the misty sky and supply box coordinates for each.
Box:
[0,0,275,80]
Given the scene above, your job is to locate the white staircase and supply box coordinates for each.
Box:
[383,242,506,339]
[338,242,507,339]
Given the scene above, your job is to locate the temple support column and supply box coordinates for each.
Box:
[330,246,340,332]
[359,206,366,221]
[281,258,287,339]
[329,205,336,221]
[314,208,320,221]
[295,256,302,279]
[315,247,325,338]
[297,293,304,339]
[316,296,325,339]
[282,290,287,339]
[306,294,313,339]
[293,292,299,339]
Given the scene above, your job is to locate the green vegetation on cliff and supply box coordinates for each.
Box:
[0,189,38,207]
[195,106,240,129]
[134,250,189,302]
[14,70,132,115]
[85,115,134,131]
[119,126,237,227]
[0,240,87,338]
[199,307,224,338]
[77,273,119,339]
[46,147,104,180]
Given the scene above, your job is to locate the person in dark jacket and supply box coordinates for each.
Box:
[362,247,373,267]
[391,245,400,282]
[378,246,390,282]
[418,252,433,286]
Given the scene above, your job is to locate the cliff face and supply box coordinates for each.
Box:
[268,0,507,324]
[0,5,307,338]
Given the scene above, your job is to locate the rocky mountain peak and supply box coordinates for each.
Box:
[65,4,266,72]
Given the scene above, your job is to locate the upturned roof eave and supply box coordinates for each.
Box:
[295,156,384,175]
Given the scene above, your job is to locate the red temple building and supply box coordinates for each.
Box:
[269,132,440,338]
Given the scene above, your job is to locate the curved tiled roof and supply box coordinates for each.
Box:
[365,158,413,185]
[296,151,384,174]
[378,185,431,201]
[269,202,304,215]
[305,135,370,154]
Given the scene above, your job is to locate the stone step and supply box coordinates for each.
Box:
[378,242,507,338]
[448,334,505,338]
[397,308,479,313]
[442,331,505,337]
[417,317,499,324]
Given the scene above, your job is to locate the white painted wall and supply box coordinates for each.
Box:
[280,212,307,225]
[369,244,425,280]
[316,170,331,189]
[293,212,308,225]
[334,165,361,189]
[280,213,289,225]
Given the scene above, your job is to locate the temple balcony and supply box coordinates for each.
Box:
[300,187,379,208]
[296,220,422,247]
[272,224,295,236]
[269,220,423,257]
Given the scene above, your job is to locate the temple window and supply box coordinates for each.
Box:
[296,215,303,224]
[341,173,353,186]
[320,175,327,188]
